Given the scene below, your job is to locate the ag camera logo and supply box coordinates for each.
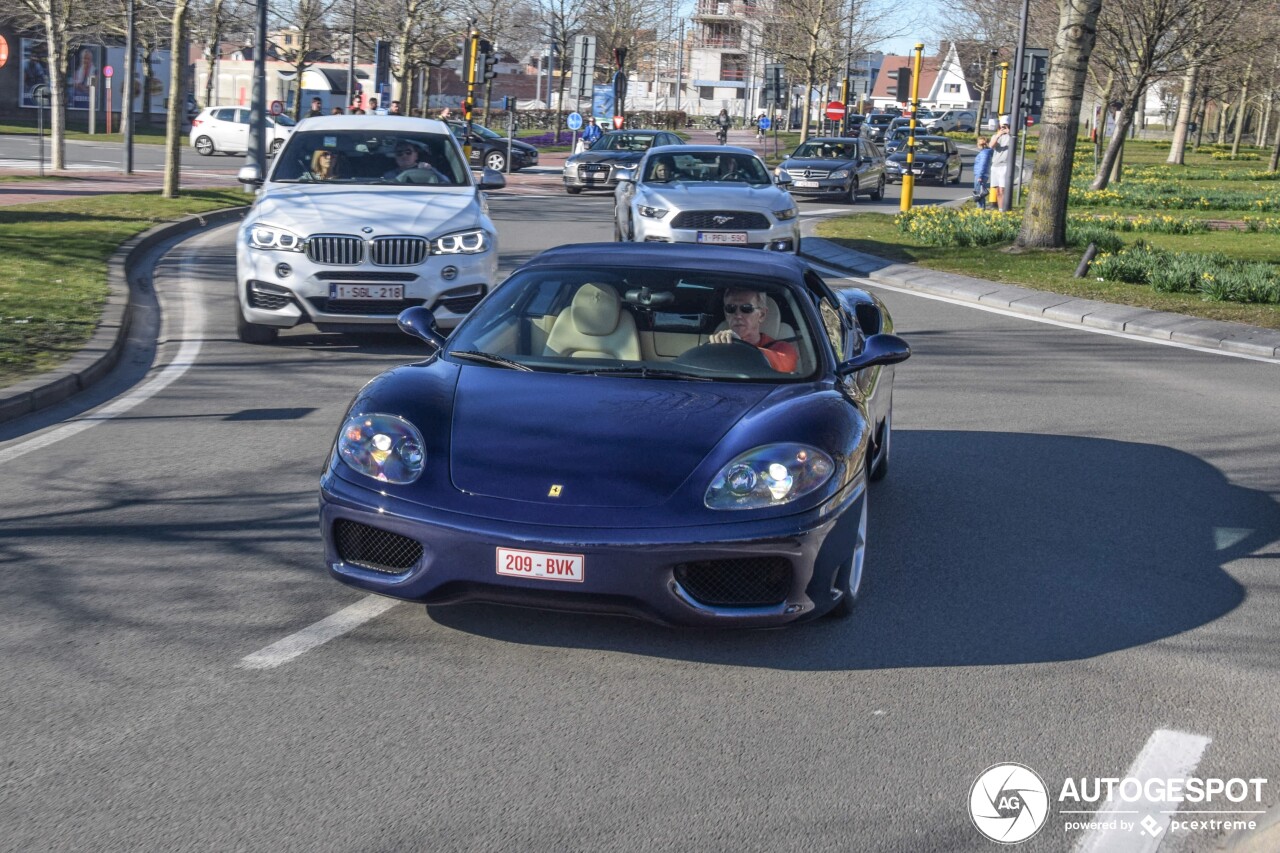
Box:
[969,763,1050,844]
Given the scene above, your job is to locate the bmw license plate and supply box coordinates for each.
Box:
[330,283,404,300]
[496,547,585,583]
[697,232,748,245]
[792,180,819,188]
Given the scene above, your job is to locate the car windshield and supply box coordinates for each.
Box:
[271,114,297,127]
[642,151,771,185]
[470,123,503,139]
[592,133,657,152]
[793,141,855,159]
[269,129,470,185]
[915,139,947,154]
[869,116,893,125]
[445,265,817,381]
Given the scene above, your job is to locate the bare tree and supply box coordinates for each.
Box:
[162,0,191,197]
[530,0,586,132]
[12,0,93,170]
[1014,0,1104,250]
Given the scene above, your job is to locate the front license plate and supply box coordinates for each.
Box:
[697,231,748,245]
[330,283,404,300]
[792,180,819,188]
[496,547,585,583]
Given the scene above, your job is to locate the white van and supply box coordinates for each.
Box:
[925,110,977,133]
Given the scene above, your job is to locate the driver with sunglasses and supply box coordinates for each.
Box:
[708,287,798,372]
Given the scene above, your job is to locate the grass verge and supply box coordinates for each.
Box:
[0,190,247,388]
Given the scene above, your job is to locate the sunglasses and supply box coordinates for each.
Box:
[724,303,759,315]
[395,149,415,155]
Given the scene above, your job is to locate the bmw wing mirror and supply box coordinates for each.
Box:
[397,306,447,351]
[237,164,263,187]
[836,333,911,376]
[477,168,506,191]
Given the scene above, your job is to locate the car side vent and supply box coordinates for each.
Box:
[333,519,422,574]
[674,557,791,607]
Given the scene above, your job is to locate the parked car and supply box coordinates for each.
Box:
[562,129,684,194]
[883,135,963,184]
[233,115,505,344]
[320,242,910,626]
[925,109,977,133]
[777,136,886,203]
[863,113,896,142]
[189,107,295,156]
[446,120,539,172]
[614,145,800,252]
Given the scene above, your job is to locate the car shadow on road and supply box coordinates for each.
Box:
[427,430,1279,671]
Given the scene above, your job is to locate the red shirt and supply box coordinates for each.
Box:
[756,333,799,373]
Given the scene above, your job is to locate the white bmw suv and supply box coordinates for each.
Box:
[234,115,504,343]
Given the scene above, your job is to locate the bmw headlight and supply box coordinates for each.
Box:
[431,228,490,255]
[705,444,834,510]
[829,169,851,180]
[337,413,425,484]
[638,205,669,219]
[247,224,304,251]
[773,205,799,221]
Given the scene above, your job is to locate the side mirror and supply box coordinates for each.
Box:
[397,306,447,351]
[614,165,636,184]
[477,168,506,191]
[237,164,263,186]
[775,170,792,186]
[836,333,911,376]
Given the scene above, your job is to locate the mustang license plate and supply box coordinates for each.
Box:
[791,180,819,188]
[697,232,748,245]
[496,547,585,583]
[330,283,404,300]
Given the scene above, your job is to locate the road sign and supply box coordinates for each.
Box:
[612,115,624,129]
[270,100,283,116]
[566,111,583,131]
[825,101,845,121]
[758,116,771,130]
[572,35,596,102]
[103,65,113,78]
[1026,115,1034,127]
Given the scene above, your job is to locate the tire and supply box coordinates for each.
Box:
[484,150,507,172]
[869,408,892,482]
[952,164,963,185]
[846,179,859,204]
[194,135,215,156]
[236,302,278,344]
[869,176,885,201]
[827,488,868,618]
[565,187,582,195]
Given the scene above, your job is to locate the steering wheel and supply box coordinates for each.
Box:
[672,339,771,375]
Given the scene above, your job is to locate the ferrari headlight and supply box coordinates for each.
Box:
[705,443,834,510]
[337,413,425,484]
[773,205,799,221]
[431,228,489,255]
[247,223,304,251]
[829,169,851,180]
[638,205,669,219]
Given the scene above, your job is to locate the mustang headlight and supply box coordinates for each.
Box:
[638,205,669,219]
[773,205,799,221]
[247,224,304,251]
[337,413,425,484]
[431,228,489,255]
[705,443,834,510]
[829,169,851,180]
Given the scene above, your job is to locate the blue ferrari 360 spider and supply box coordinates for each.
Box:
[319,243,909,626]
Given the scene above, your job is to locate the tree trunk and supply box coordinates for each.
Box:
[1215,100,1229,143]
[1091,87,1144,190]
[1260,96,1273,149]
[1230,58,1252,157]
[1269,124,1279,171]
[41,10,70,170]
[163,0,190,198]
[1166,62,1199,165]
[1016,0,1103,250]
[203,0,223,110]
[142,44,154,126]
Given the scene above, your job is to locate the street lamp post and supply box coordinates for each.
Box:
[999,0,1030,211]
[244,0,268,179]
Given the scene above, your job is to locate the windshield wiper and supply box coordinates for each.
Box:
[450,350,533,371]
[568,366,712,381]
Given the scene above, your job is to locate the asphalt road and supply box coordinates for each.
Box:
[0,132,244,174]
[1,195,1276,853]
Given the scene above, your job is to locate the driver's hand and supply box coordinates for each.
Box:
[709,330,737,345]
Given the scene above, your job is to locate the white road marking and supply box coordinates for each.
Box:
[0,246,208,464]
[811,261,1280,364]
[237,596,401,669]
[1073,729,1212,853]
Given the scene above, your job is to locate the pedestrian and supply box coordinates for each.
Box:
[330,106,344,115]
[307,97,324,118]
[755,112,767,141]
[972,135,992,210]
[715,108,731,144]
[350,96,365,115]
[580,116,603,150]
[389,100,403,116]
[438,107,452,121]
[989,116,1012,209]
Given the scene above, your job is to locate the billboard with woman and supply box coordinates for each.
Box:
[68,44,100,111]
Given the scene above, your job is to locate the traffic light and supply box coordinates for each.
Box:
[894,67,912,103]
[479,40,497,81]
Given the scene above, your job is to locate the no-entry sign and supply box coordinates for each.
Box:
[825,101,845,121]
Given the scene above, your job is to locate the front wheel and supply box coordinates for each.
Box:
[846,179,859,204]
[565,186,582,195]
[826,489,868,619]
[236,303,278,344]
[194,135,215,156]
[484,150,507,172]
[952,164,963,185]
[869,175,885,201]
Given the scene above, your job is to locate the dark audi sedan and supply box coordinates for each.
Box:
[884,135,963,184]
[319,243,910,627]
[563,129,684,193]
[447,121,539,172]
[778,136,886,203]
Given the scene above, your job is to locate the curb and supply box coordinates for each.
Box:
[0,206,249,425]
[799,236,1280,360]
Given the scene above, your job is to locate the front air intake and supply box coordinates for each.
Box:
[333,519,422,574]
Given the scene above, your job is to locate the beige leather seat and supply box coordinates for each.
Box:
[714,295,795,341]
[543,283,640,360]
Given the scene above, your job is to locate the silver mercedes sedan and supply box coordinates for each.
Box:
[613,145,801,253]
